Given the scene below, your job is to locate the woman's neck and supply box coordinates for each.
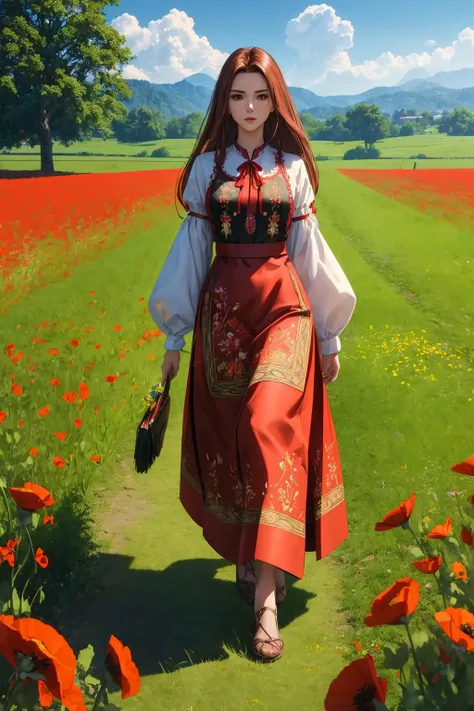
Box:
[235,129,266,158]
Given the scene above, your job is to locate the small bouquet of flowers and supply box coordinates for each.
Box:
[133,377,171,473]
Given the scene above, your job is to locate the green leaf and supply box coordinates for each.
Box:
[13,431,21,444]
[85,674,101,686]
[26,456,34,466]
[12,587,20,615]
[31,512,40,530]
[21,596,31,615]
[402,680,422,708]
[0,475,6,488]
[78,645,95,674]
[411,630,431,648]
[450,596,458,605]
[80,440,88,452]
[383,642,409,669]
[407,546,424,557]
[5,433,12,444]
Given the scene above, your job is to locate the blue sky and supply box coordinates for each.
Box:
[104,1,474,95]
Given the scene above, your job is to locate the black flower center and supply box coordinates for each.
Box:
[460,623,474,638]
[354,683,376,710]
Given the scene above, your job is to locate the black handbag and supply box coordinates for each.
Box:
[134,377,171,473]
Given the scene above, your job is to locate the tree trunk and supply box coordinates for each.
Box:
[39,115,54,175]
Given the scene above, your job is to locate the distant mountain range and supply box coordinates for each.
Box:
[123,67,474,121]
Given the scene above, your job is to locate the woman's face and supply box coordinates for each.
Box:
[228,72,274,135]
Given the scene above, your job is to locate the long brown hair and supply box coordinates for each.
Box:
[176,47,318,215]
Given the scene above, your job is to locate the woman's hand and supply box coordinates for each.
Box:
[321,353,340,384]
[161,349,180,384]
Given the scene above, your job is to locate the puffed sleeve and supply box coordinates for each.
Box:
[286,159,356,355]
[148,155,213,350]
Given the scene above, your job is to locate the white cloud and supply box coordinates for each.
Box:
[110,9,229,84]
[284,5,474,94]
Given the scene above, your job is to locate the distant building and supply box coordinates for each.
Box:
[399,116,423,122]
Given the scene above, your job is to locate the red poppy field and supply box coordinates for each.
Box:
[0,170,179,307]
[1,157,473,710]
[338,168,474,231]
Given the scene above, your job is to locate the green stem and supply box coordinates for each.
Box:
[408,523,427,553]
[91,682,106,711]
[29,585,43,608]
[22,524,38,576]
[433,568,449,609]
[4,677,21,711]
[404,620,427,702]
[0,485,13,536]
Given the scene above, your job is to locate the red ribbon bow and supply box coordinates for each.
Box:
[234,159,264,232]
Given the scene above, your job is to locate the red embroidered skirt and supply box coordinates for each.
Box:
[179,240,348,579]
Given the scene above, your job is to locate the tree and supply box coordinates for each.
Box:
[0,0,134,174]
[165,117,185,139]
[400,123,415,136]
[182,111,205,138]
[345,104,389,150]
[300,112,325,140]
[439,107,474,136]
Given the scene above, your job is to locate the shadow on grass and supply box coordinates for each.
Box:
[62,553,316,675]
[0,170,90,179]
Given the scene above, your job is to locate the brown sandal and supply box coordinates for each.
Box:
[236,562,256,605]
[252,606,284,662]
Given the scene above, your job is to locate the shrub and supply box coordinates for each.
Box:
[151,147,171,158]
[315,155,330,161]
[134,150,148,158]
[343,145,381,160]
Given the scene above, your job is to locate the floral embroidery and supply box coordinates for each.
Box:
[245,213,257,235]
[218,183,233,239]
[267,451,303,515]
[212,286,251,380]
[250,323,295,369]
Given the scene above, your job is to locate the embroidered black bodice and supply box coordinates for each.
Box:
[186,141,313,244]
[208,141,293,244]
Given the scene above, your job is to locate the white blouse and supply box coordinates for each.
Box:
[148,144,356,355]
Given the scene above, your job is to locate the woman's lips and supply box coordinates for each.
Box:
[245,118,256,122]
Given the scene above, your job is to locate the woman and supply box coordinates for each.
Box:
[148,46,357,663]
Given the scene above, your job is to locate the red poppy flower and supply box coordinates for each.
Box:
[38,406,51,417]
[427,517,452,539]
[29,447,38,458]
[451,457,474,476]
[43,515,55,526]
[79,382,89,400]
[0,540,18,568]
[70,339,79,347]
[91,454,101,464]
[412,555,443,574]
[48,348,59,356]
[324,654,387,710]
[461,527,473,546]
[105,635,140,699]
[113,325,122,332]
[34,548,49,568]
[50,378,60,387]
[106,375,118,383]
[9,482,55,512]
[452,562,468,581]
[73,418,82,428]
[53,456,67,469]
[435,608,474,652]
[17,421,24,428]
[0,615,77,700]
[55,432,67,441]
[365,578,419,627]
[374,493,415,531]
[0,412,7,425]
[61,392,77,403]
[11,383,23,396]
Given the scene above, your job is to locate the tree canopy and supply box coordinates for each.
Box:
[0,0,134,173]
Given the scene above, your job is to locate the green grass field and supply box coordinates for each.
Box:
[1,143,473,709]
